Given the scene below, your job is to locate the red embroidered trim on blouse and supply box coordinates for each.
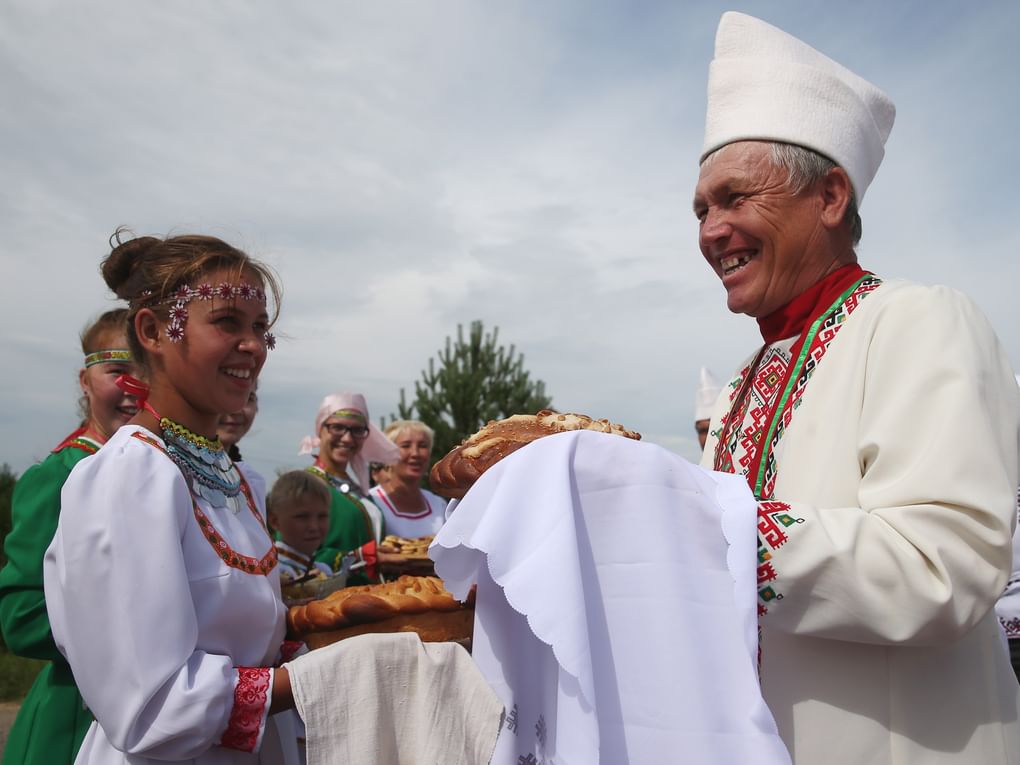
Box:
[220,667,271,752]
[375,487,432,520]
[131,431,277,575]
[54,427,102,455]
[278,640,304,664]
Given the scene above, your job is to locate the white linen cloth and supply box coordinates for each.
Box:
[431,430,791,765]
[286,632,503,765]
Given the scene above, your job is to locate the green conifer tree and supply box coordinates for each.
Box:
[392,321,553,465]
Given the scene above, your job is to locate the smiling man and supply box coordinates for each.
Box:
[696,12,1020,764]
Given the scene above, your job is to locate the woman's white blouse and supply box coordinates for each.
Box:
[44,425,291,764]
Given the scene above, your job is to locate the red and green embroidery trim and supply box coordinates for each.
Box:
[132,431,277,576]
[755,275,882,499]
[756,501,803,615]
[715,275,881,500]
[54,428,102,456]
[714,276,881,614]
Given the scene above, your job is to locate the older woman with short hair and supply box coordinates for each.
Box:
[369,419,447,538]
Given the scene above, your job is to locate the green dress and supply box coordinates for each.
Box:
[306,465,379,585]
[0,431,98,765]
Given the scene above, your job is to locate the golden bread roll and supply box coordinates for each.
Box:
[429,409,641,499]
[286,575,464,638]
[302,609,475,649]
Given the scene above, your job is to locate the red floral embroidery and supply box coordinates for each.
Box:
[278,640,304,664]
[220,667,271,752]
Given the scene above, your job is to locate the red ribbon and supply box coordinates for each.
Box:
[115,374,161,420]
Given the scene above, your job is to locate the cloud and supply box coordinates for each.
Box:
[2,0,1018,482]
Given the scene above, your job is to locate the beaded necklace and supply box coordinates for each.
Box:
[120,384,243,514]
[160,418,244,514]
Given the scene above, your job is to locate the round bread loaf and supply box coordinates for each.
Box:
[429,409,641,499]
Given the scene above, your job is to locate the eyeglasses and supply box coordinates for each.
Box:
[322,422,370,438]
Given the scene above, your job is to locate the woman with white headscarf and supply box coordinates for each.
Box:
[299,392,399,582]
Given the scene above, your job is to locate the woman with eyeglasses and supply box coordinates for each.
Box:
[298,392,399,582]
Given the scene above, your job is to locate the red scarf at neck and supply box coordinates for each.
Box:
[756,263,869,344]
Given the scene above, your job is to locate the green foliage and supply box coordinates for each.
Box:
[0,650,44,701]
[392,321,553,465]
[0,463,17,570]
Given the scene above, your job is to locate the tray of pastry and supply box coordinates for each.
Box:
[280,570,349,607]
[379,534,435,559]
[287,575,473,650]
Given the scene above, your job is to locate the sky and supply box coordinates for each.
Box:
[2,0,1018,481]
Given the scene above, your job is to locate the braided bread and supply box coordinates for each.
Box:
[287,575,464,637]
[429,410,641,499]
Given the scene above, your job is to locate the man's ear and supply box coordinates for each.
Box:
[135,309,162,355]
[819,166,853,231]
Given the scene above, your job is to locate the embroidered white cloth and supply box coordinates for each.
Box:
[431,430,791,765]
[287,632,504,765]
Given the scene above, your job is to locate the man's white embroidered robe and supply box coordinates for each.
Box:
[703,280,1020,764]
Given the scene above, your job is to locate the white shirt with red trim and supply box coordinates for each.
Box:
[44,424,295,764]
[369,485,447,539]
[703,281,1020,764]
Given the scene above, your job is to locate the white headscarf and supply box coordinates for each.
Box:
[299,392,400,493]
[702,12,895,203]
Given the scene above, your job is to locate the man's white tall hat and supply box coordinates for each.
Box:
[695,367,721,422]
[702,12,896,203]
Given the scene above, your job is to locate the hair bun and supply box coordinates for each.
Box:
[101,229,160,299]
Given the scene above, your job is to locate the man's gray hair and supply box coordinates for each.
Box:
[768,143,862,246]
[703,141,862,246]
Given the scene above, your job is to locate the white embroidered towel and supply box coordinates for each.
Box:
[431,430,792,765]
[287,632,504,765]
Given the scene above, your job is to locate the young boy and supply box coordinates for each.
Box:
[267,470,334,582]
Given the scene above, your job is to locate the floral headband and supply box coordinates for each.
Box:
[135,282,275,348]
[84,349,133,368]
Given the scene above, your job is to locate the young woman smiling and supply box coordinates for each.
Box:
[0,308,138,765]
[43,232,300,764]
